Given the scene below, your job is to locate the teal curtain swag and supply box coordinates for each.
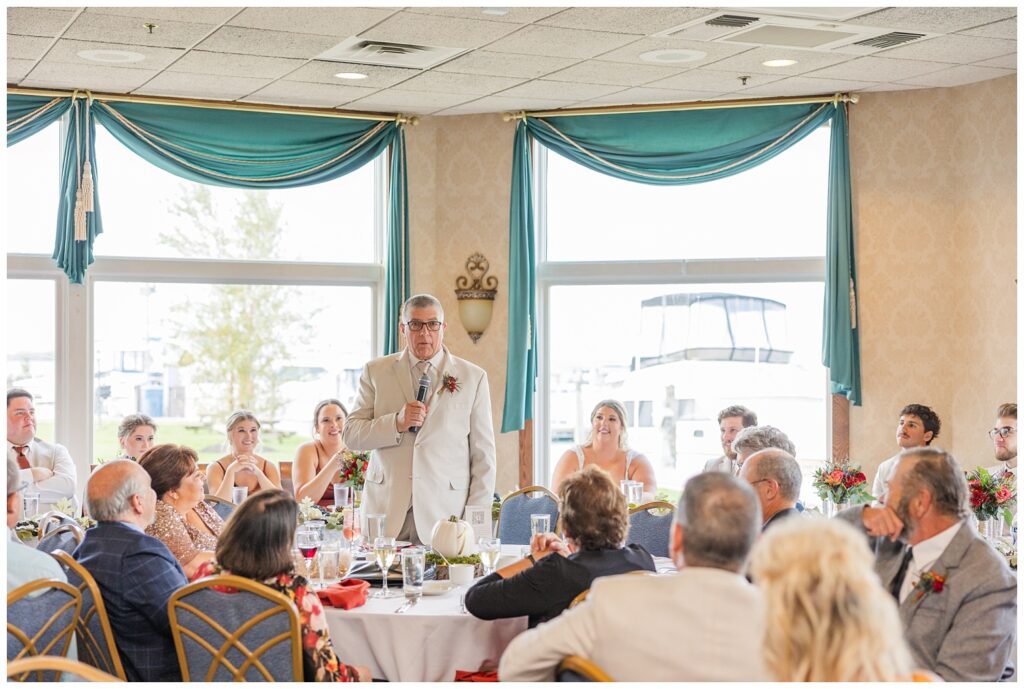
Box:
[502,100,861,432]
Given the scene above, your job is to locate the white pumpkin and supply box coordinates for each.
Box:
[430,515,472,557]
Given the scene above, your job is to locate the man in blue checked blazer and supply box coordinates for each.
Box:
[73,460,187,682]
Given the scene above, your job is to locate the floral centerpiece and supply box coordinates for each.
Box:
[297,496,328,524]
[339,451,370,490]
[813,461,874,510]
[966,467,1015,527]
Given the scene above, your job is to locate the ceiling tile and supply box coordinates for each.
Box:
[737,76,880,98]
[646,68,785,92]
[973,53,1016,69]
[405,7,566,25]
[345,89,478,115]
[538,7,715,35]
[358,11,519,50]
[7,34,53,61]
[878,34,1017,65]
[433,50,578,79]
[595,37,751,67]
[702,46,854,76]
[63,12,217,49]
[166,50,304,79]
[858,81,931,93]
[7,59,37,83]
[496,79,624,101]
[896,64,1015,88]
[43,39,184,71]
[958,17,1017,40]
[283,60,419,89]
[8,7,79,38]
[581,86,722,106]
[21,60,159,92]
[845,7,1017,34]
[485,25,638,59]
[435,94,569,116]
[83,6,239,25]
[196,26,339,59]
[389,71,524,96]
[240,81,376,108]
[805,56,952,82]
[543,60,684,86]
[227,7,395,37]
[135,71,270,100]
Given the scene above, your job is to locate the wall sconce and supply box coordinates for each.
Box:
[455,253,498,343]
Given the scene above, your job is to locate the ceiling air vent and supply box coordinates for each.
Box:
[852,32,926,49]
[705,14,759,28]
[317,36,467,70]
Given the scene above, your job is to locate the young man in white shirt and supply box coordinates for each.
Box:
[871,404,940,503]
[985,403,1016,476]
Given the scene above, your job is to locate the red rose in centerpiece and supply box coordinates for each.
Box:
[995,486,1013,504]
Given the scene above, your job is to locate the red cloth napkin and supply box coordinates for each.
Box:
[317,578,371,609]
[454,670,498,682]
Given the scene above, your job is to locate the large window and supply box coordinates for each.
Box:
[7,114,385,469]
[538,126,831,502]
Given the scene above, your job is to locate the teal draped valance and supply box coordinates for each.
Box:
[7,92,410,347]
[502,99,861,433]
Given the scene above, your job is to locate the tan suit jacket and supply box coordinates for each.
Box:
[343,347,496,543]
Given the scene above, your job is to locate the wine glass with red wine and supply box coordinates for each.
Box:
[296,528,321,580]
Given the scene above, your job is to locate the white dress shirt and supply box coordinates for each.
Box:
[872,452,901,503]
[6,438,77,513]
[899,521,962,603]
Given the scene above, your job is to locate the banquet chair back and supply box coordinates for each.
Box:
[7,655,123,682]
[7,578,82,681]
[204,494,235,521]
[626,502,676,558]
[498,486,559,545]
[49,550,127,680]
[169,574,303,681]
[556,655,613,682]
[37,523,84,555]
[568,589,589,609]
[36,511,77,538]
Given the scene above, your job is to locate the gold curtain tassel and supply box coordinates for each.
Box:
[80,160,94,212]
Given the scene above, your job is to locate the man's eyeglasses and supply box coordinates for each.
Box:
[989,427,1016,439]
[406,320,443,332]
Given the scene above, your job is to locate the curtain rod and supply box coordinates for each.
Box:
[503,92,858,121]
[7,86,420,125]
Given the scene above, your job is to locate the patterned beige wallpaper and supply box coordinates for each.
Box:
[849,75,1016,482]
[405,77,1016,494]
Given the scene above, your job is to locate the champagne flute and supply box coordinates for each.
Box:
[478,537,501,576]
[373,536,398,599]
[295,528,320,581]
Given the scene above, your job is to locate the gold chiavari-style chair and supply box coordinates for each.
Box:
[7,655,123,682]
[35,510,77,537]
[497,486,560,545]
[204,493,236,521]
[556,655,613,682]
[627,501,676,558]
[169,574,304,681]
[7,578,82,681]
[37,522,84,554]
[49,549,127,680]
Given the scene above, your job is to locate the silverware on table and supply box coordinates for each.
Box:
[395,597,419,614]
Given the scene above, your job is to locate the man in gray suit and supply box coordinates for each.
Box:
[836,447,1016,682]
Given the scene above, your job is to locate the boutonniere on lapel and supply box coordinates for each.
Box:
[911,570,945,604]
[441,373,461,395]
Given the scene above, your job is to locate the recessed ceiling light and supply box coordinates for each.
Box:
[77,49,146,64]
[762,59,798,67]
[481,8,510,16]
[334,71,368,80]
[639,49,707,64]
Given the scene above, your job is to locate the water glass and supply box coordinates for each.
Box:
[22,491,39,519]
[530,513,550,537]
[305,519,327,542]
[333,483,351,511]
[620,480,643,507]
[318,544,341,588]
[401,546,425,599]
[366,513,387,543]
[478,537,501,576]
[231,486,248,505]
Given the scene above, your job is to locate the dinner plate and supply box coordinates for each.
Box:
[421,580,457,596]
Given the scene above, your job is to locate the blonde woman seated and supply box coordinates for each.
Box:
[749,517,934,682]
[206,410,282,500]
[293,399,350,507]
[551,400,657,499]
[139,444,224,579]
[116,413,157,461]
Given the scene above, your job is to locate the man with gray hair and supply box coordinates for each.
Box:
[739,449,803,531]
[836,447,1016,681]
[499,473,767,681]
[732,425,796,473]
[7,456,66,592]
[345,292,496,545]
[73,461,186,682]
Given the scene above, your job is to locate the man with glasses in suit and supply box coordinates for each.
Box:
[344,293,496,546]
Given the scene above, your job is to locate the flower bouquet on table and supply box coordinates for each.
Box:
[966,467,1015,527]
[812,461,874,513]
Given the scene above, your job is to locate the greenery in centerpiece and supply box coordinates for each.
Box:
[813,461,873,505]
[967,467,1016,526]
[297,496,328,524]
[339,450,370,489]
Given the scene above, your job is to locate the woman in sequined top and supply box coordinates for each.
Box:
[139,443,223,579]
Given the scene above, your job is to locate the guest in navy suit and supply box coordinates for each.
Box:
[738,448,803,531]
[74,460,187,682]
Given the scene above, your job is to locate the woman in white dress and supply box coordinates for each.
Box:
[551,399,657,499]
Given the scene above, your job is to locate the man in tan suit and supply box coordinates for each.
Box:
[344,293,496,545]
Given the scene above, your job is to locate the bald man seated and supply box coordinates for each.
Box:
[73,461,187,682]
[738,448,803,531]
